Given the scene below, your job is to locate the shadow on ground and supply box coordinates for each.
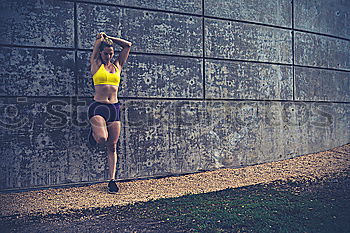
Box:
[1,173,349,233]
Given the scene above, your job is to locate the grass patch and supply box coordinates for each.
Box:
[129,179,350,232]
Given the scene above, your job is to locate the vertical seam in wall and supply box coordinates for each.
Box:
[72,1,78,180]
[292,0,295,101]
[74,1,78,96]
[202,0,205,100]
[201,0,205,170]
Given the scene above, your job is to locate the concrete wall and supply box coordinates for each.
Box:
[0,0,349,190]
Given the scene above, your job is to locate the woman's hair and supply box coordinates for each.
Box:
[99,38,114,51]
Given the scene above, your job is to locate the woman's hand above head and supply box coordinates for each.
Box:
[96,32,107,40]
[90,32,108,73]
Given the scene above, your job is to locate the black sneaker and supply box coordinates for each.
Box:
[108,179,119,193]
[88,128,97,147]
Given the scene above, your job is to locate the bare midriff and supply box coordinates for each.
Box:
[93,84,119,104]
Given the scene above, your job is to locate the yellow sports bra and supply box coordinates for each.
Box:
[92,64,120,86]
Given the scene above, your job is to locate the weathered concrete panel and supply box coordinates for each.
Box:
[205,0,292,28]
[295,67,350,102]
[0,0,74,48]
[81,0,202,14]
[168,101,207,173]
[0,97,71,189]
[120,54,203,98]
[77,51,94,97]
[205,59,293,100]
[295,0,350,39]
[295,31,350,70]
[202,101,350,166]
[123,100,171,178]
[205,19,292,64]
[291,102,350,155]
[120,100,350,174]
[200,101,252,170]
[0,47,75,96]
[77,3,202,56]
[201,102,301,167]
[122,100,248,176]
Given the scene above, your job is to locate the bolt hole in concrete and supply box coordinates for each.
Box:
[4,105,18,117]
[144,77,151,85]
[336,11,340,16]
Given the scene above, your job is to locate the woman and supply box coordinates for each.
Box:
[88,32,132,193]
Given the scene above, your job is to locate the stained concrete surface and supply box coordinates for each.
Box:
[0,47,75,96]
[295,66,350,102]
[0,0,74,48]
[295,31,350,70]
[205,0,292,28]
[81,0,202,15]
[294,0,350,39]
[205,18,293,63]
[205,59,293,100]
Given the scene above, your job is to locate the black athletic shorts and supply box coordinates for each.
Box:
[88,101,121,122]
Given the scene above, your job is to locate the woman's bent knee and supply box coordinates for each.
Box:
[96,136,108,145]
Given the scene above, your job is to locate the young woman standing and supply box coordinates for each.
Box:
[88,32,132,193]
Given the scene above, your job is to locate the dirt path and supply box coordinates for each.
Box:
[0,144,349,218]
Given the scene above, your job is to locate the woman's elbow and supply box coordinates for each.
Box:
[126,42,132,47]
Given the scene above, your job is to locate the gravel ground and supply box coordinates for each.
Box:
[0,143,349,218]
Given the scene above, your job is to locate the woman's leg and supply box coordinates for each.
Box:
[89,115,108,145]
[106,121,121,180]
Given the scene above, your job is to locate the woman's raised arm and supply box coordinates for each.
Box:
[107,35,132,71]
[90,32,106,65]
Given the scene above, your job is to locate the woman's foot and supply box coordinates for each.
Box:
[108,179,119,193]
